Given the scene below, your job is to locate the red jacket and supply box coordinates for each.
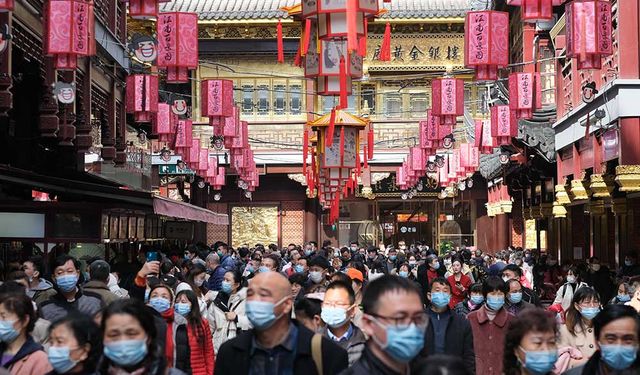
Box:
[447,274,472,309]
[188,320,215,375]
[467,305,514,375]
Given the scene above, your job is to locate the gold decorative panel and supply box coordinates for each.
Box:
[231,206,279,248]
[525,219,537,249]
[366,33,465,71]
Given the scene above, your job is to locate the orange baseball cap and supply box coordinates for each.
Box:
[345,268,364,282]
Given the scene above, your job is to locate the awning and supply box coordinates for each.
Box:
[153,196,228,225]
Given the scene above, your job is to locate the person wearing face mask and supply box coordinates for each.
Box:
[22,256,56,306]
[558,287,601,369]
[283,250,301,277]
[0,286,52,374]
[422,278,475,374]
[39,255,103,322]
[306,256,331,290]
[345,268,365,328]
[505,279,534,316]
[215,271,348,374]
[609,282,633,305]
[617,254,640,280]
[98,299,185,375]
[45,313,101,375]
[453,283,484,318]
[417,254,446,296]
[585,257,614,305]
[562,304,640,375]
[554,267,589,311]
[502,264,541,307]
[207,270,251,353]
[176,263,208,317]
[503,308,559,375]
[204,253,226,292]
[447,258,472,309]
[384,248,399,274]
[339,275,426,375]
[467,276,515,375]
[320,281,367,365]
[295,296,324,333]
[173,290,214,375]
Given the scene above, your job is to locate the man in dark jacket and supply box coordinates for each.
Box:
[205,253,226,291]
[215,271,348,375]
[83,260,120,306]
[420,277,475,374]
[339,275,426,375]
[501,264,541,306]
[417,255,445,296]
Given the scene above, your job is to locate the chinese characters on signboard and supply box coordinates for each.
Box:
[367,34,464,70]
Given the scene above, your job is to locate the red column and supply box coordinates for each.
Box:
[620,118,640,165]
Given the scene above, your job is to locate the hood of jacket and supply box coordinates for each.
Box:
[31,278,54,292]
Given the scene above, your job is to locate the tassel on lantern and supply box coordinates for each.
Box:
[346,0,358,53]
[339,126,345,166]
[293,44,302,67]
[363,145,369,168]
[339,56,348,109]
[367,124,374,160]
[277,20,284,64]
[380,22,392,61]
[356,151,361,176]
[327,108,336,146]
[303,128,309,173]
[301,19,312,56]
[359,18,368,57]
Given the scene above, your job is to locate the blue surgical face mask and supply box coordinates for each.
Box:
[470,295,485,305]
[399,271,409,278]
[245,265,255,274]
[520,348,558,374]
[580,306,600,320]
[174,303,191,316]
[104,339,148,367]
[508,292,523,304]
[56,274,78,293]
[304,250,313,256]
[600,344,639,370]
[487,295,505,311]
[245,297,288,330]
[148,297,171,313]
[294,264,305,273]
[48,346,78,373]
[259,266,270,273]
[389,255,397,261]
[430,292,451,309]
[221,281,233,294]
[373,320,425,363]
[0,320,19,343]
[431,262,440,270]
[618,294,631,303]
[321,307,349,328]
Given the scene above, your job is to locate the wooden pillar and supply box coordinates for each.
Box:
[76,59,92,168]
[39,58,59,138]
[304,198,318,243]
[58,71,76,147]
[495,214,510,251]
[191,178,208,243]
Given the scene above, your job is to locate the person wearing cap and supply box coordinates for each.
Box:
[346,268,365,327]
[83,259,120,306]
[307,256,331,290]
[321,280,367,365]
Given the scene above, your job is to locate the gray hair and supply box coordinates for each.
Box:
[206,253,220,264]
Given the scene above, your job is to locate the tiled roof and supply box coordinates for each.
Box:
[161,0,473,21]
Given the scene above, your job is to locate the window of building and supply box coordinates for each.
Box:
[273,84,286,115]
[384,93,402,118]
[409,92,428,118]
[242,85,253,115]
[290,84,302,115]
[257,85,270,115]
[361,84,376,116]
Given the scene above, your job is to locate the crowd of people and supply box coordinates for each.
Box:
[0,240,637,375]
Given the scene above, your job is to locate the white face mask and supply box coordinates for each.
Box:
[309,271,324,284]
[566,275,576,283]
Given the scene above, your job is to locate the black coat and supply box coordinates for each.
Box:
[215,320,349,375]
[338,346,405,375]
[562,351,640,375]
[416,262,445,296]
[421,310,475,374]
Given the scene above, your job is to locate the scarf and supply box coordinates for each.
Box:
[161,308,175,367]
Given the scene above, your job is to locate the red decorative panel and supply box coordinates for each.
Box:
[281,201,304,247]
[206,203,229,245]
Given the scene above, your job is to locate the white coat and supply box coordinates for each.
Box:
[206,287,252,353]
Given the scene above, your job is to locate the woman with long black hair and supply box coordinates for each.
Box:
[174,290,214,375]
[206,270,251,353]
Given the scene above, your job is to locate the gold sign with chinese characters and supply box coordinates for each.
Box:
[367,34,465,72]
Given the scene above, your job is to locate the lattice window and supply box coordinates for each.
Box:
[94,0,109,28]
[383,93,402,118]
[12,23,43,67]
[91,85,108,151]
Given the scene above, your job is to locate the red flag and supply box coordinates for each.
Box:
[359,18,368,57]
[380,22,391,61]
[363,145,369,168]
[277,19,284,63]
[367,125,374,160]
[346,0,358,52]
[301,19,311,56]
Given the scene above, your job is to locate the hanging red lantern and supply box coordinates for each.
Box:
[317,76,353,96]
[153,103,175,143]
[431,78,465,126]
[0,0,14,12]
[126,0,166,20]
[201,79,235,130]
[491,105,518,145]
[565,0,613,70]
[475,119,495,154]
[425,110,451,148]
[464,11,509,81]
[173,119,192,157]
[301,0,378,19]
[126,74,159,123]
[507,0,565,21]
[44,0,96,71]
[509,72,541,119]
[156,12,198,83]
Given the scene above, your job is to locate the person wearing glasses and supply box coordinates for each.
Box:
[558,287,602,370]
[320,280,367,366]
[340,275,426,375]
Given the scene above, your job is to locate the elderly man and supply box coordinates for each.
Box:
[216,271,349,374]
[205,253,226,291]
[340,275,426,375]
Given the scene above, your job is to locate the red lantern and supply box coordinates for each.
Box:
[44,0,96,71]
[491,105,517,145]
[126,74,159,123]
[317,76,352,96]
[157,12,199,83]
[464,11,509,81]
[201,79,235,129]
[425,110,451,148]
[475,119,495,154]
[301,0,378,19]
[507,0,565,21]
[305,40,363,79]
[0,0,14,12]
[153,103,174,143]
[565,0,612,70]
[197,148,209,174]
[431,78,465,125]
[126,0,167,20]
[509,72,541,119]
[174,119,192,156]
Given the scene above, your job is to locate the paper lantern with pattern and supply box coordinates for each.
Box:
[565,0,613,70]
[465,11,509,81]
[157,12,199,83]
[44,0,96,70]
[126,74,159,123]
[431,78,465,126]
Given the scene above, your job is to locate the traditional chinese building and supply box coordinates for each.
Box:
[170,0,501,248]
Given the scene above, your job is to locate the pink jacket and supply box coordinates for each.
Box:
[554,346,584,374]
[7,349,52,375]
